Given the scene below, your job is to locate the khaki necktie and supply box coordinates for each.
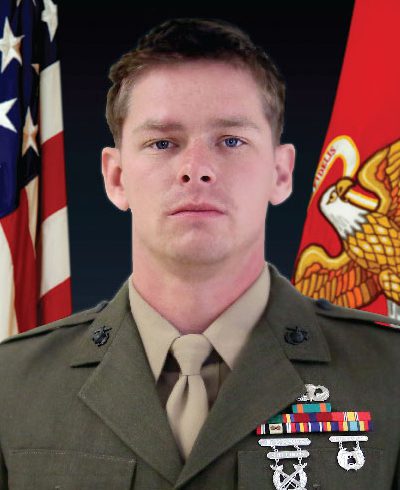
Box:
[166,334,213,459]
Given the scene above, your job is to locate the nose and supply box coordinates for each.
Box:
[177,142,217,185]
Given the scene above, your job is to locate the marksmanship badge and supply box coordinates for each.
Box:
[329,435,368,471]
[259,437,311,490]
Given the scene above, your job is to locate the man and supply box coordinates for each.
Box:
[0,17,400,490]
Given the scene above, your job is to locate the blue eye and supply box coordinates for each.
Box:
[149,138,244,150]
[223,137,243,148]
[152,140,171,150]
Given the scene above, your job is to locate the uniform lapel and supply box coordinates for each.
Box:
[70,281,183,486]
[175,263,331,489]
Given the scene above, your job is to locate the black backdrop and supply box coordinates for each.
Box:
[57,2,354,311]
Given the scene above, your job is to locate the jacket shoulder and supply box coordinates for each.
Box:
[313,298,400,330]
[0,300,109,346]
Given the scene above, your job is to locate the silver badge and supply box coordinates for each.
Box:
[329,435,368,471]
[297,383,330,402]
[259,438,311,490]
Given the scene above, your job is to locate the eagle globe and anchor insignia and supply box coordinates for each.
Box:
[294,136,400,322]
[92,326,112,346]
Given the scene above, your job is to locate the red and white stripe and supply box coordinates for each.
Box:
[0,60,71,341]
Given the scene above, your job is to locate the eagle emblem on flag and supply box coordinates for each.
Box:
[295,138,400,320]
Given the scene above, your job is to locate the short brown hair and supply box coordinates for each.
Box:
[105,18,286,147]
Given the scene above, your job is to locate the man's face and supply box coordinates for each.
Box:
[102,60,294,268]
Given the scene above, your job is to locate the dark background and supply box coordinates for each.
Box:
[57,2,355,312]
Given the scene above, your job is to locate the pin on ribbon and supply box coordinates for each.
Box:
[329,435,368,471]
[258,437,311,490]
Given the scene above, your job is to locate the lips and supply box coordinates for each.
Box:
[170,203,223,215]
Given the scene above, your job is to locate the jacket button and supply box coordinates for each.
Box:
[284,326,309,345]
[316,298,332,310]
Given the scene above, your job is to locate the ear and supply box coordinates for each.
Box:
[101,147,130,211]
[269,143,296,206]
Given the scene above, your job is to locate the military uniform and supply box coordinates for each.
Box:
[1,262,400,489]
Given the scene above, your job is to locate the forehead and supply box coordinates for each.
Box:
[124,60,269,131]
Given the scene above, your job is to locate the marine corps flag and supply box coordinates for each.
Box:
[293,0,400,320]
[0,0,71,341]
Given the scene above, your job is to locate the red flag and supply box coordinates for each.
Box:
[0,0,71,340]
[293,0,400,319]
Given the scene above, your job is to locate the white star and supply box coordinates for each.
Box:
[0,98,17,133]
[22,107,39,156]
[41,0,58,42]
[0,18,24,73]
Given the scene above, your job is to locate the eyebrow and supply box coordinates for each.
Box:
[132,116,262,134]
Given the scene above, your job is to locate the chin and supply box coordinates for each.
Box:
[166,243,232,266]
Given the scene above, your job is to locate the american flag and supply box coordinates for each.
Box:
[0,0,71,341]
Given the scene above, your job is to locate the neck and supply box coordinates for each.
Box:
[131,247,266,334]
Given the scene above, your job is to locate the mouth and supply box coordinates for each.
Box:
[169,202,225,216]
[171,210,224,217]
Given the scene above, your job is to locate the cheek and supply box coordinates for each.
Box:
[123,169,140,205]
[235,171,269,210]
[122,163,158,206]
[132,181,173,229]
[229,186,266,235]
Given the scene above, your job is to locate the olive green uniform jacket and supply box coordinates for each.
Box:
[1,263,400,489]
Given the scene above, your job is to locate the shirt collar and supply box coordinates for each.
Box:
[128,261,271,382]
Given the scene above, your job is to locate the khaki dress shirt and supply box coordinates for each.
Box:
[128,261,271,410]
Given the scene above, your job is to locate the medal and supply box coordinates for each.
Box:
[259,437,311,490]
[329,435,368,471]
[255,383,372,477]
